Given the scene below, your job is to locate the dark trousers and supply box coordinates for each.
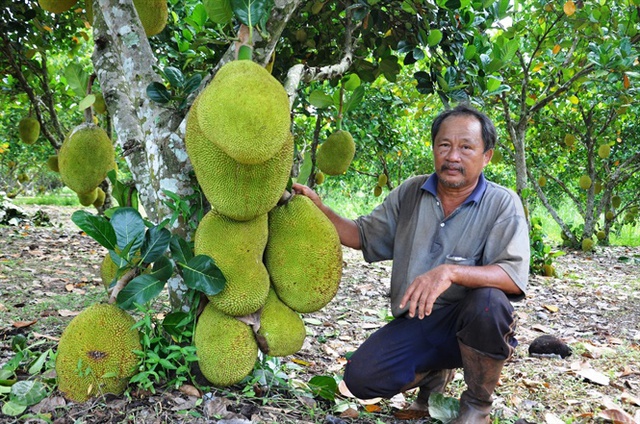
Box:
[343,287,517,399]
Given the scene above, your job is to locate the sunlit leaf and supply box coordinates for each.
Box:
[71,210,117,251]
[308,375,337,401]
[203,0,233,24]
[116,274,166,310]
[78,94,95,111]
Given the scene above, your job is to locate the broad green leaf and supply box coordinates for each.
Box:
[230,0,271,27]
[191,3,208,27]
[427,29,443,47]
[464,44,477,60]
[170,235,193,265]
[181,254,226,296]
[111,207,146,253]
[149,255,173,282]
[71,210,117,251]
[308,375,337,401]
[10,380,48,406]
[379,56,400,82]
[309,90,334,109]
[146,82,171,104]
[183,74,202,95]
[343,85,365,114]
[163,312,192,337]
[116,274,166,310]
[203,0,233,24]
[163,66,185,89]
[2,400,26,417]
[486,76,501,92]
[64,63,88,97]
[342,73,361,91]
[296,150,313,186]
[78,94,95,111]
[428,393,460,422]
[140,226,171,264]
[27,349,50,375]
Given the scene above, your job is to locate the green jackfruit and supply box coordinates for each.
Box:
[196,60,291,165]
[194,210,270,316]
[186,97,293,221]
[19,117,40,145]
[100,254,118,291]
[59,123,115,195]
[47,155,59,173]
[94,93,107,114]
[256,289,306,357]
[194,304,258,387]
[39,0,78,13]
[77,188,99,206]
[133,0,168,36]
[578,175,592,190]
[55,303,141,402]
[93,187,106,208]
[316,130,356,175]
[265,194,342,313]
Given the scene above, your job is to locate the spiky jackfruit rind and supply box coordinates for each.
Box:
[194,304,258,387]
[93,93,106,114]
[55,303,141,402]
[19,117,40,145]
[257,289,306,357]
[133,0,168,36]
[265,195,343,313]
[194,210,270,316]
[316,130,356,176]
[59,123,115,195]
[196,60,291,165]
[38,0,78,13]
[186,97,293,221]
[100,253,118,290]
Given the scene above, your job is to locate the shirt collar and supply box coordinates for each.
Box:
[421,173,487,205]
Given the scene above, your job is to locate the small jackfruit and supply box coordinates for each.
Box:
[564,134,575,147]
[578,175,592,190]
[133,0,168,36]
[55,303,141,402]
[47,155,59,173]
[377,174,388,187]
[77,188,99,206]
[538,176,547,187]
[265,194,342,313]
[581,238,594,252]
[100,254,118,290]
[315,171,325,185]
[611,195,622,209]
[17,173,29,184]
[194,304,258,387]
[93,187,106,208]
[373,185,382,197]
[38,0,78,13]
[186,97,293,221]
[256,289,306,357]
[59,123,115,195]
[596,231,606,241]
[94,93,107,114]
[19,117,40,145]
[316,130,356,176]
[194,210,270,316]
[597,144,611,159]
[196,60,291,165]
[605,211,614,221]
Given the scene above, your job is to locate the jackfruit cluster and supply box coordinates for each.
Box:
[186,59,343,387]
[55,303,141,402]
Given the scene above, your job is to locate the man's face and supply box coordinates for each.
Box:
[432,115,493,190]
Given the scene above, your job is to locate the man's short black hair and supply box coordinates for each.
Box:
[430,104,497,152]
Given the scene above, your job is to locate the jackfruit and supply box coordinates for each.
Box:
[194,304,258,387]
[55,303,141,402]
[93,187,106,208]
[133,0,168,36]
[377,174,388,187]
[578,175,592,190]
[39,0,78,13]
[77,188,99,206]
[19,117,40,145]
[265,194,342,313]
[196,60,291,165]
[316,130,356,175]
[315,171,325,185]
[17,173,29,183]
[194,210,270,316]
[100,254,118,290]
[186,97,293,221]
[59,123,115,195]
[596,231,606,241]
[538,176,547,187]
[611,195,622,209]
[256,289,306,357]
[597,144,611,159]
[373,185,382,197]
[581,238,594,252]
[47,155,59,173]
[94,93,107,114]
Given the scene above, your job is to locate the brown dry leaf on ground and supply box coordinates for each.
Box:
[1,205,639,423]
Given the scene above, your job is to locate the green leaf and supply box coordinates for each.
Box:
[146,82,171,104]
[116,274,166,310]
[297,150,312,186]
[27,349,50,375]
[2,400,26,417]
[170,235,193,265]
[342,73,361,91]
[308,375,337,401]
[163,67,185,89]
[427,29,443,47]
[78,94,95,111]
[64,63,88,97]
[428,392,460,422]
[343,85,365,114]
[71,210,118,251]
[379,56,401,81]
[191,3,208,27]
[149,255,173,282]
[140,226,171,264]
[183,74,202,95]
[10,380,48,406]
[163,312,192,337]
[111,207,146,253]
[309,90,334,109]
[463,44,477,60]
[486,76,501,92]
[181,255,226,296]
[203,0,233,24]
[230,0,271,27]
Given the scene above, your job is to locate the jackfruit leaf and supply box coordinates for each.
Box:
[297,150,312,186]
[146,82,171,104]
[203,0,233,24]
[343,85,365,114]
[163,311,192,337]
[150,256,173,282]
[342,74,361,91]
[78,94,95,111]
[169,234,193,265]
[163,66,185,89]
[379,56,401,82]
[71,210,117,251]
[183,74,203,95]
[1,400,26,417]
[117,274,166,310]
[64,63,88,97]
[181,254,226,296]
[111,207,146,253]
[230,0,271,27]
[309,90,334,109]
[428,392,459,422]
[308,375,337,401]
[140,226,171,264]
[10,380,48,406]
[427,29,443,46]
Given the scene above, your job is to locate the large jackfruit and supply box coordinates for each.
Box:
[265,195,343,313]
[196,60,291,165]
[133,0,168,36]
[256,289,306,357]
[316,130,355,175]
[194,304,258,387]
[194,210,270,316]
[186,97,293,221]
[39,0,78,13]
[18,117,40,145]
[59,123,115,195]
[55,303,141,402]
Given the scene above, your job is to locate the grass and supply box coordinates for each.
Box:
[12,187,80,207]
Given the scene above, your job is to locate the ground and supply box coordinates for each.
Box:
[1,205,639,424]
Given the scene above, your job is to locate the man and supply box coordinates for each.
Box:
[292,104,529,423]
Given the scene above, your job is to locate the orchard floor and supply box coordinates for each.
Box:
[1,205,639,424]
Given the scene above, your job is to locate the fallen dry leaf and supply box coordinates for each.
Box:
[621,392,640,406]
[597,408,636,423]
[543,304,559,313]
[58,309,81,317]
[339,408,359,418]
[576,368,610,386]
[13,319,37,328]
[544,412,565,423]
[178,384,201,397]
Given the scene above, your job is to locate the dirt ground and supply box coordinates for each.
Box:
[1,204,639,423]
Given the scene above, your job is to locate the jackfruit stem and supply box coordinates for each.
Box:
[108,267,142,304]
[277,189,293,206]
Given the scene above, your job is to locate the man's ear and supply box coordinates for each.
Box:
[483,148,494,166]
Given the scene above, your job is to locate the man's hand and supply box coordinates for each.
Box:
[399,265,454,319]
[291,183,323,208]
